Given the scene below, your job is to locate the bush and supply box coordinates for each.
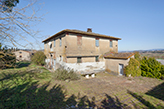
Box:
[134,51,142,62]
[53,68,80,81]
[0,51,16,69]
[124,58,141,77]
[31,51,46,66]
[140,57,162,79]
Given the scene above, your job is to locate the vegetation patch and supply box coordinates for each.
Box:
[53,68,80,81]
[31,51,46,66]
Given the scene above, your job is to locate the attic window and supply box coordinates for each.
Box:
[19,52,22,54]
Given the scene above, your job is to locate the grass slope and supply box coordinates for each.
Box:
[0,62,164,108]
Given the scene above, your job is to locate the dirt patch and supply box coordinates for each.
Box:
[50,72,164,108]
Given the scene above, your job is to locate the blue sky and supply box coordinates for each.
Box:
[18,0,164,51]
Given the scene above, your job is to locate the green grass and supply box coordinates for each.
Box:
[1,63,164,108]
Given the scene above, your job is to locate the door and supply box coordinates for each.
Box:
[53,59,56,69]
[119,64,124,76]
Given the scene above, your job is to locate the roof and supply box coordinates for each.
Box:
[42,29,121,42]
[13,50,30,54]
[104,52,134,59]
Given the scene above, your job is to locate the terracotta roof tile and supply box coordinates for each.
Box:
[42,29,121,42]
[104,52,134,59]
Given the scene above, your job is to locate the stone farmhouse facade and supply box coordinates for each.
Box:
[13,50,31,61]
[42,28,121,73]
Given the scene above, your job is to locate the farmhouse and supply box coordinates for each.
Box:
[42,28,122,73]
[13,50,31,61]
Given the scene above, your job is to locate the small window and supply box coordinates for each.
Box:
[60,55,62,61]
[19,52,22,54]
[95,38,99,47]
[110,40,113,47]
[95,56,99,62]
[60,38,62,47]
[54,39,56,47]
[77,57,82,63]
[50,44,52,48]
[77,36,82,46]
[19,55,22,58]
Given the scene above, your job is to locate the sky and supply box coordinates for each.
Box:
[17,0,164,51]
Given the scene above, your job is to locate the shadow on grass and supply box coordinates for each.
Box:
[15,61,31,68]
[101,94,128,109]
[0,70,131,108]
[128,90,164,109]
[146,82,164,101]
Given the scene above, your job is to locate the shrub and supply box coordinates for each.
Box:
[0,51,16,69]
[31,51,46,66]
[140,57,162,79]
[134,51,142,62]
[124,58,141,77]
[53,68,80,81]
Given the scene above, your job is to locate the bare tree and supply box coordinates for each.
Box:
[0,0,43,48]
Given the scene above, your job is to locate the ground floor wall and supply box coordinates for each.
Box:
[45,58,105,74]
[105,58,130,75]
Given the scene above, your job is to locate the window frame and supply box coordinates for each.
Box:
[110,40,113,47]
[95,56,99,62]
[77,57,82,63]
[60,38,62,47]
[95,38,99,47]
[54,39,56,47]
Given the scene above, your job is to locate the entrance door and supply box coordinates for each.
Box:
[119,64,124,76]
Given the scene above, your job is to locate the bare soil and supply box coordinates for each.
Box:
[50,72,164,108]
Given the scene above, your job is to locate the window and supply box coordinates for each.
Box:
[95,56,99,62]
[54,39,55,47]
[77,36,82,46]
[50,44,52,48]
[60,38,62,47]
[19,52,22,54]
[95,38,99,47]
[110,40,113,47]
[77,57,82,63]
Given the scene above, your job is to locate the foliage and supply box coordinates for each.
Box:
[124,58,141,77]
[140,57,163,79]
[0,0,42,48]
[0,46,16,69]
[53,68,80,81]
[1,0,19,12]
[134,51,142,62]
[31,51,46,66]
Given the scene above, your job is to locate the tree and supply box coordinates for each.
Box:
[134,51,142,62]
[124,58,141,77]
[0,45,16,69]
[140,57,162,79]
[31,51,46,66]
[0,0,42,48]
[1,0,19,12]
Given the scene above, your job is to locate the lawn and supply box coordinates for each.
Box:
[0,62,164,108]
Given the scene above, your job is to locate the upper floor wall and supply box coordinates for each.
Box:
[65,33,118,57]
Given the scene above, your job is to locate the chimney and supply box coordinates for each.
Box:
[87,28,92,32]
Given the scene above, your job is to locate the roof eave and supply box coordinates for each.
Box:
[42,29,121,42]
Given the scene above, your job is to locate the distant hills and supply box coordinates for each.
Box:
[119,49,164,53]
